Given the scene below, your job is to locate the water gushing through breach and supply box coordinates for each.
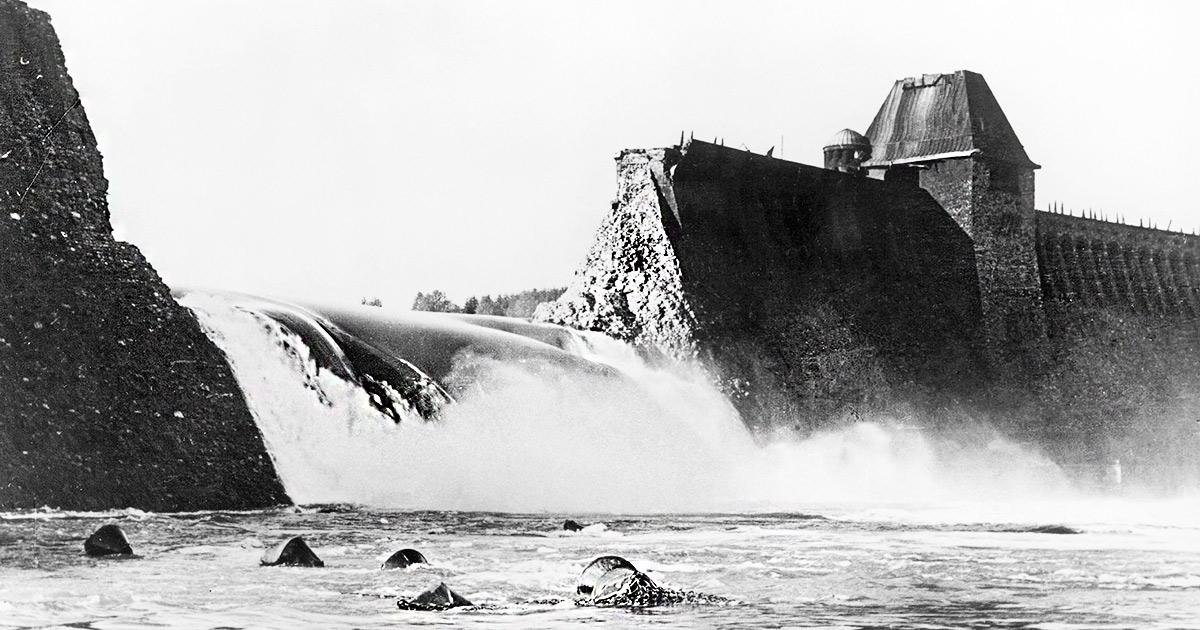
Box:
[182,292,1072,514]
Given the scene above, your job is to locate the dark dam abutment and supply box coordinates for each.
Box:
[538,140,988,427]
[0,1,286,511]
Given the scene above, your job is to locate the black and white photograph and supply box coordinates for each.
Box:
[2,1,1198,627]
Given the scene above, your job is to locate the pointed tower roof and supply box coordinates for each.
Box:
[862,70,1038,169]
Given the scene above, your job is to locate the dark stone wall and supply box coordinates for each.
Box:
[1036,212,1200,322]
[919,158,1047,373]
[0,0,288,510]
[541,140,986,427]
[1017,213,1200,478]
[672,142,985,425]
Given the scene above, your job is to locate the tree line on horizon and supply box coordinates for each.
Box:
[410,287,566,318]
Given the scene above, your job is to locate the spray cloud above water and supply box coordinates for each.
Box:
[182,292,1073,515]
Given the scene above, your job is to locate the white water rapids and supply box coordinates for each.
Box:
[5,293,1200,630]
[182,292,1079,515]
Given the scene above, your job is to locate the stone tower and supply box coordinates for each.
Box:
[823,128,871,174]
[862,71,1047,372]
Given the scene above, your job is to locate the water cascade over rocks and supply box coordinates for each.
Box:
[181,290,1073,513]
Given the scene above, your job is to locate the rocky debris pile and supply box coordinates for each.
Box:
[534,149,698,360]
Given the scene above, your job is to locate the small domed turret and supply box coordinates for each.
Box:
[823,129,871,174]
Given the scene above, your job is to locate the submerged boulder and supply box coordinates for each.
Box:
[576,555,726,607]
[591,567,665,607]
[576,555,636,594]
[381,548,428,570]
[260,536,324,567]
[994,524,1083,535]
[396,582,473,610]
[1028,525,1081,535]
[563,519,585,532]
[84,524,133,557]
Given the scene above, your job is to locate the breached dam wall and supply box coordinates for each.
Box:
[0,1,287,510]
[535,148,699,358]
[539,141,987,426]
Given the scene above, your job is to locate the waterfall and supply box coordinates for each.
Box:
[181,291,1073,514]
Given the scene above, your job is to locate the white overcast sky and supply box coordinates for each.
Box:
[31,0,1200,308]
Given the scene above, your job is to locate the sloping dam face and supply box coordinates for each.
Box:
[538,141,988,426]
[0,1,288,511]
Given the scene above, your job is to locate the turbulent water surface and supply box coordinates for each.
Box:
[2,506,1199,629]
[3,293,1197,627]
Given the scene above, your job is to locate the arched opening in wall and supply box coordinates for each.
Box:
[1036,233,1055,300]
[1048,234,1073,302]
[1156,249,1185,317]
[1056,235,1076,301]
[1184,254,1200,315]
[1062,235,1084,304]
[1171,251,1197,318]
[1074,237,1100,307]
[1090,238,1113,306]
[1106,241,1134,312]
[1124,246,1151,315]
[1137,248,1167,316]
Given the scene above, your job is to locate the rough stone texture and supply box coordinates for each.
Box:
[1036,212,1200,320]
[1027,295,1200,488]
[539,141,985,426]
[539,69,1200,476]
[919,158,1048,374]
[534,148,699,358]
[1030,214,1200,479]
[0,0,288,510]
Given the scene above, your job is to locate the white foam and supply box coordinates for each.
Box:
[184,292,1095,515]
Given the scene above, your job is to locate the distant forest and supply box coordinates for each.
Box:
[410,287,566,318]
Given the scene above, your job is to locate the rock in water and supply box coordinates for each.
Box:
[576,554,728,607]
[576,555,636,594]
[396,582,473,610]
[415,583,473,608]
[381,548,427,570]
[260,536,324,567]
[84,524,133,557]
[591,567,661,605]
[995,524,1083,535]
[1028,525,1081,535]
[591,567,726,607]
[563,519,585,532]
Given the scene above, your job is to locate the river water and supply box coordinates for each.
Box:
[3,295,1198,627]
[2,504,1199,628]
